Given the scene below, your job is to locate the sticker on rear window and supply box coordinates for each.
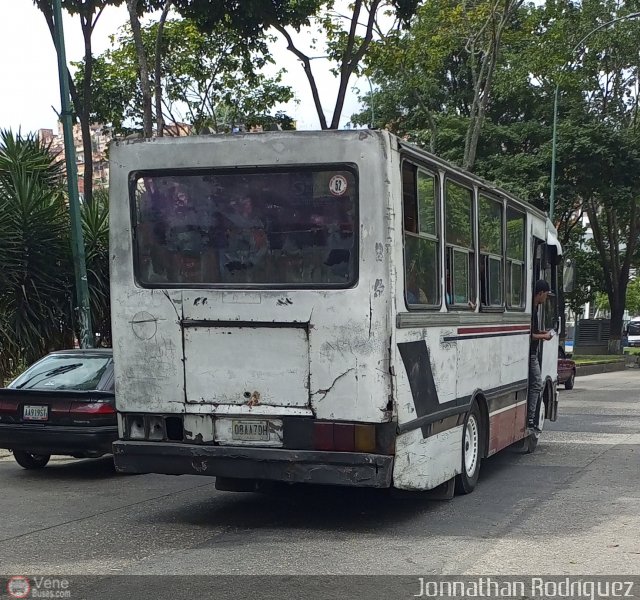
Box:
[329,175,348,196]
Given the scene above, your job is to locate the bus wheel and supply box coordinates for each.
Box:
[455,402,482,495]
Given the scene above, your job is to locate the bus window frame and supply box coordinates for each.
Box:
[127,164,360,291]
[505,204,526,312]
[444,177,475,311]
[400,160,442,311]
[478,192,505,312]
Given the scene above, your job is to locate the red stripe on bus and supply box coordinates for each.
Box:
[488,405,519,454]
[458,325,530,335]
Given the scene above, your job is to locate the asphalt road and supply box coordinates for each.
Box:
[1,370,638,581]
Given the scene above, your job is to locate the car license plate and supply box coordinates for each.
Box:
[23,405,48,421]
[231,420,269,441]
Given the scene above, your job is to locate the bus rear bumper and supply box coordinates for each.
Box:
[112,440,394,488]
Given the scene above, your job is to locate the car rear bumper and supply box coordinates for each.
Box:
[0,424,118,455]
[112,440,394,488]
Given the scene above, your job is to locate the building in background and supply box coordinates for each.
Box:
[39,122,111,196]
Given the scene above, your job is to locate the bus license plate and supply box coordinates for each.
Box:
[232,420,269,441]
[23,405,48,421]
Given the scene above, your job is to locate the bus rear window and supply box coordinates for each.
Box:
[132,168,357,287]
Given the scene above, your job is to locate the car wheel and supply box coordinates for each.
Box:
[455,402,483,495]
[564,372,575,390]
[13,450,51,470]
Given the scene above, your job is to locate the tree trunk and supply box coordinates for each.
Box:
[607,299,625,354]
[329,0,380,130]
[154,0,172,136]
[462,0,522,171]
[274,24,328,130]
[80,17,94,205]
[127,0,154,138]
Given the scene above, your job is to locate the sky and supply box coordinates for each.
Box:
[0,2,366,134]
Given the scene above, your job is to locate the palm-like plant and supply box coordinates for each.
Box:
[0,130,74,378]
[82,187,111,345]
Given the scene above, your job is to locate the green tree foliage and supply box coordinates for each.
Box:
[625,278,640,317]
[355,0,640,351]
[174,0,418,129]
[82,188,111,345]
[355,0,523,164]
[0,130,73,378]
[78,18,294,134]
[561,228,603,317]
[34,0,125,205]
[0,132,112,381]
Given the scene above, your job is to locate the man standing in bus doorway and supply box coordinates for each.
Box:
[528,280,554,431]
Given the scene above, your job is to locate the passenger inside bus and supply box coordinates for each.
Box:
[134,171,357,286]
[218,194,269,283]
[406,260,428,305]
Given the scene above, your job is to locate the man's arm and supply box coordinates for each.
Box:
[532,331,553,341]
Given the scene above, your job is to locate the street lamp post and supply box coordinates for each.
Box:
[52,0,94,348]
[549,12,640,221]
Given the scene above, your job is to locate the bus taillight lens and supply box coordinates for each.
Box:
[333,423,355,451]
[354,424,376,453]
[313,422,333,451]
[312,422,376,453]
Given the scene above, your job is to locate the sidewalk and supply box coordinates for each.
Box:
[576,361,628,377]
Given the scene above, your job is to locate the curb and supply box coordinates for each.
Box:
[576,362,627,377]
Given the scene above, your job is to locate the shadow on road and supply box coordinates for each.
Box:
[153,482,452,533]
[146,441,589,539]
[1,455,118,481]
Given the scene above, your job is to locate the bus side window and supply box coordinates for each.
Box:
[479,194,504,309]
[506,207,526,308]
[445,180,475,309]
[402,162,440,308]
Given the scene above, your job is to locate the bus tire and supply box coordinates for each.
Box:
[455,402,483,495]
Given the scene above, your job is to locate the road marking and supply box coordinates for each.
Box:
[543,431,640,445]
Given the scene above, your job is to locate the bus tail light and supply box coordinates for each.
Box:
[333,423,355,451]
[313,422,334,451]
[312,422,376,453]
[354,424,376,453]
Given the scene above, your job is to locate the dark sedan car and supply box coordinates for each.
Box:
[558,346,576,390]
[0,349,116,469]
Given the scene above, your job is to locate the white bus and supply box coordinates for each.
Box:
[110,130,561,496]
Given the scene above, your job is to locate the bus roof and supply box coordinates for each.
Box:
[111,128,551,227]
[397,138,548,222]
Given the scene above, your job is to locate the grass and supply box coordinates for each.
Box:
[572,354,627,365]
[623,347,640,356]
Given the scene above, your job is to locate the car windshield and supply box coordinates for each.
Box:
[10,355,111,391]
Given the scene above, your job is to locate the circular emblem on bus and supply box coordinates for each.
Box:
[329,175,348,196]
[131,311,158,340]
[7,576,31,599]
